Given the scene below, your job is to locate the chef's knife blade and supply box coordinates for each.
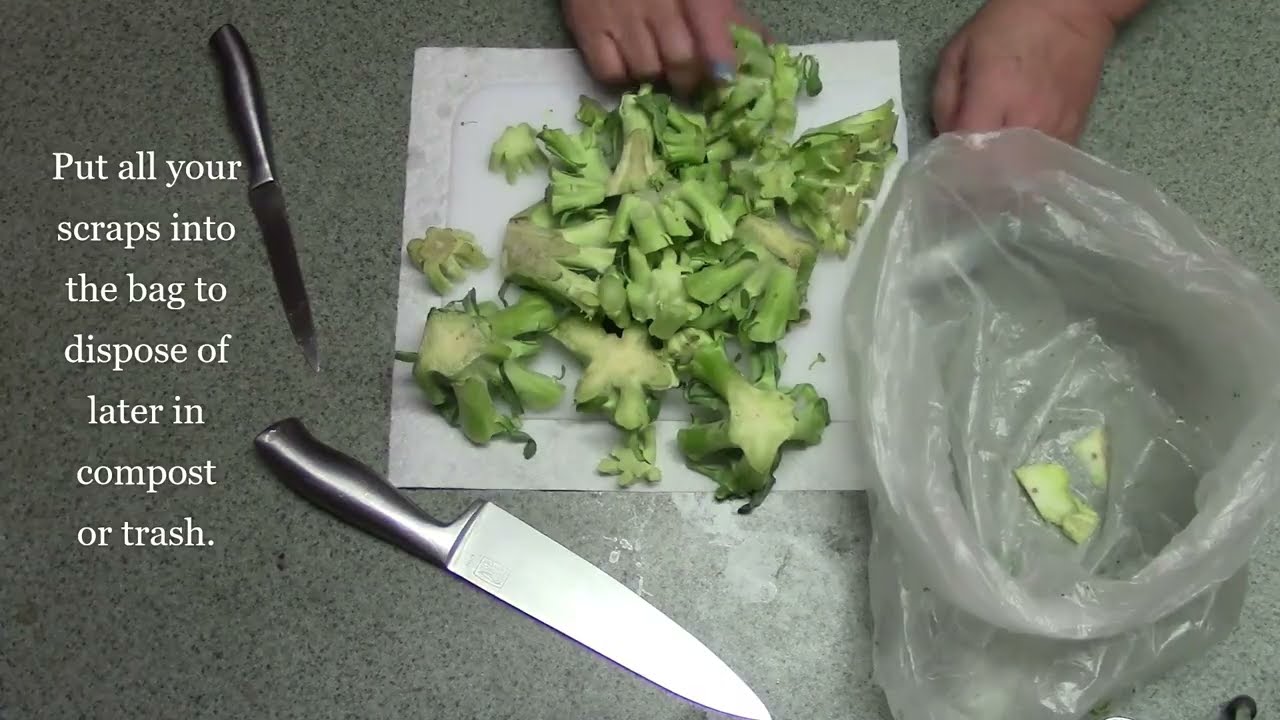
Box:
[253,418,771,720]
[209,24,319,371]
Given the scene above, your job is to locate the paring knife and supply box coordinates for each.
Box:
[254,418,772,720]
[209,24,319,371]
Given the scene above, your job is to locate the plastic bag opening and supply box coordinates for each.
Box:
[845,129,1280,720]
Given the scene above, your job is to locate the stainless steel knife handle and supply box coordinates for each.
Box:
[209,24,275,189]
[254,418,478,567]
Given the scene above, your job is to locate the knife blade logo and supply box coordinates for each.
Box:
[469,555,511,589]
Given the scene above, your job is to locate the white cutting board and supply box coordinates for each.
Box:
[389,43,908,493]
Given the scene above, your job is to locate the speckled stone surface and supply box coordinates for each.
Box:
[2,1,1278,719]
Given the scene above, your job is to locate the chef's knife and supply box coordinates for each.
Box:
[254,418,771,720]
[209,24,319,371]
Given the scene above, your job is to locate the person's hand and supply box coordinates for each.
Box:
[931,0,1118,144]
[561,0,767,96]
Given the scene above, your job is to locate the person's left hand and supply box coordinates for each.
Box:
[931,0,1117,144]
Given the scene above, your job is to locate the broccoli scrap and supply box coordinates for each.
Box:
[598,425,662,487]
[490,123,546,183]
[500,216,619,316]
[396,290,563,454]
[1014,463,1100,544]
[551,316,680,430]
[405,227,490,295]
[1073,426,1109,489]
[673,337,830,511]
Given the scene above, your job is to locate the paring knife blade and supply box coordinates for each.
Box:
[208,24,319,371]
[253,418,772,720]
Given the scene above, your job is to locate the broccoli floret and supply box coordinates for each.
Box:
[396,291,562,452]
[662,327,717,367]
[550,316,680,430]
[490,123,546,184]
[405,227,490,295]
[501,218,619,316]
[726,216,817,343]
[626,246,703,340]
[700,26,824,153]
[675,340,830,510]
[576,95,612,129]
[762,44,820,137]
[1013,463,1100,544]
[547,168,608,217]
[538,127,610,182]
[598,425,662,487]
[677,179,735,245]
[606,92,666,196]
[611,193,673,254]
[706,138,738,163]
[577,95,624,168]
[683,254,760,306]
[597,266,631,328]
[794,99,898,161]
[790,175,867,257]
[658,105,709,167]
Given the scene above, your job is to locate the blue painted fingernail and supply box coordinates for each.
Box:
[709,61,736,84]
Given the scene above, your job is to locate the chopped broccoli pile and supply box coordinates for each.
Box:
[398,27,901,512]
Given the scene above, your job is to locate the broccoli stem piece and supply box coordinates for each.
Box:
[398,291,561,452]
[503,358,565,412]
[1014,463,1100,544]
[626,247,703,341]
[678,179,735,245]
[405,227,490,295]
[605,93,665,196]
[490,123,546,183]
[538,127,610,182]
[658,105,709,167]
[501,219,618,316]
[548,168,608,217]
[611,193,673,254]
[1072,427,1109,489]
[597,266,631,328]
[684,257,760,305]
[551,317,679,430]
[795,99,898,159]
[577,95,611,129]
[678,341,829,476]
[717,216,818,343]
[598,425,662,487]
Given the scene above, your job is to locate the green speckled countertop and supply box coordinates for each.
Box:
[2,1,1278,718]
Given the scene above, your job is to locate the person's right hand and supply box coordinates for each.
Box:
[561,0,767,96]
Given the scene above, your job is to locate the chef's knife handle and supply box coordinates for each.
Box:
[254,418,479,568]
[209,24,275,189]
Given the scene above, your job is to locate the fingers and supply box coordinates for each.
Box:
[614,21,665,80]
[949,60,1011,134]
[578,32,629,87]
[931,38,967,134]
[683,0,741,79]
[650,14,701,96]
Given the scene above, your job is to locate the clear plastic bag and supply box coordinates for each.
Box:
[843,129,1280,720]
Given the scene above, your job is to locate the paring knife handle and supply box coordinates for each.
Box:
[209,24,275,188]
[254,418,477,567]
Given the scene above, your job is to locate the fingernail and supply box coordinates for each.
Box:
[709,61,736,84]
